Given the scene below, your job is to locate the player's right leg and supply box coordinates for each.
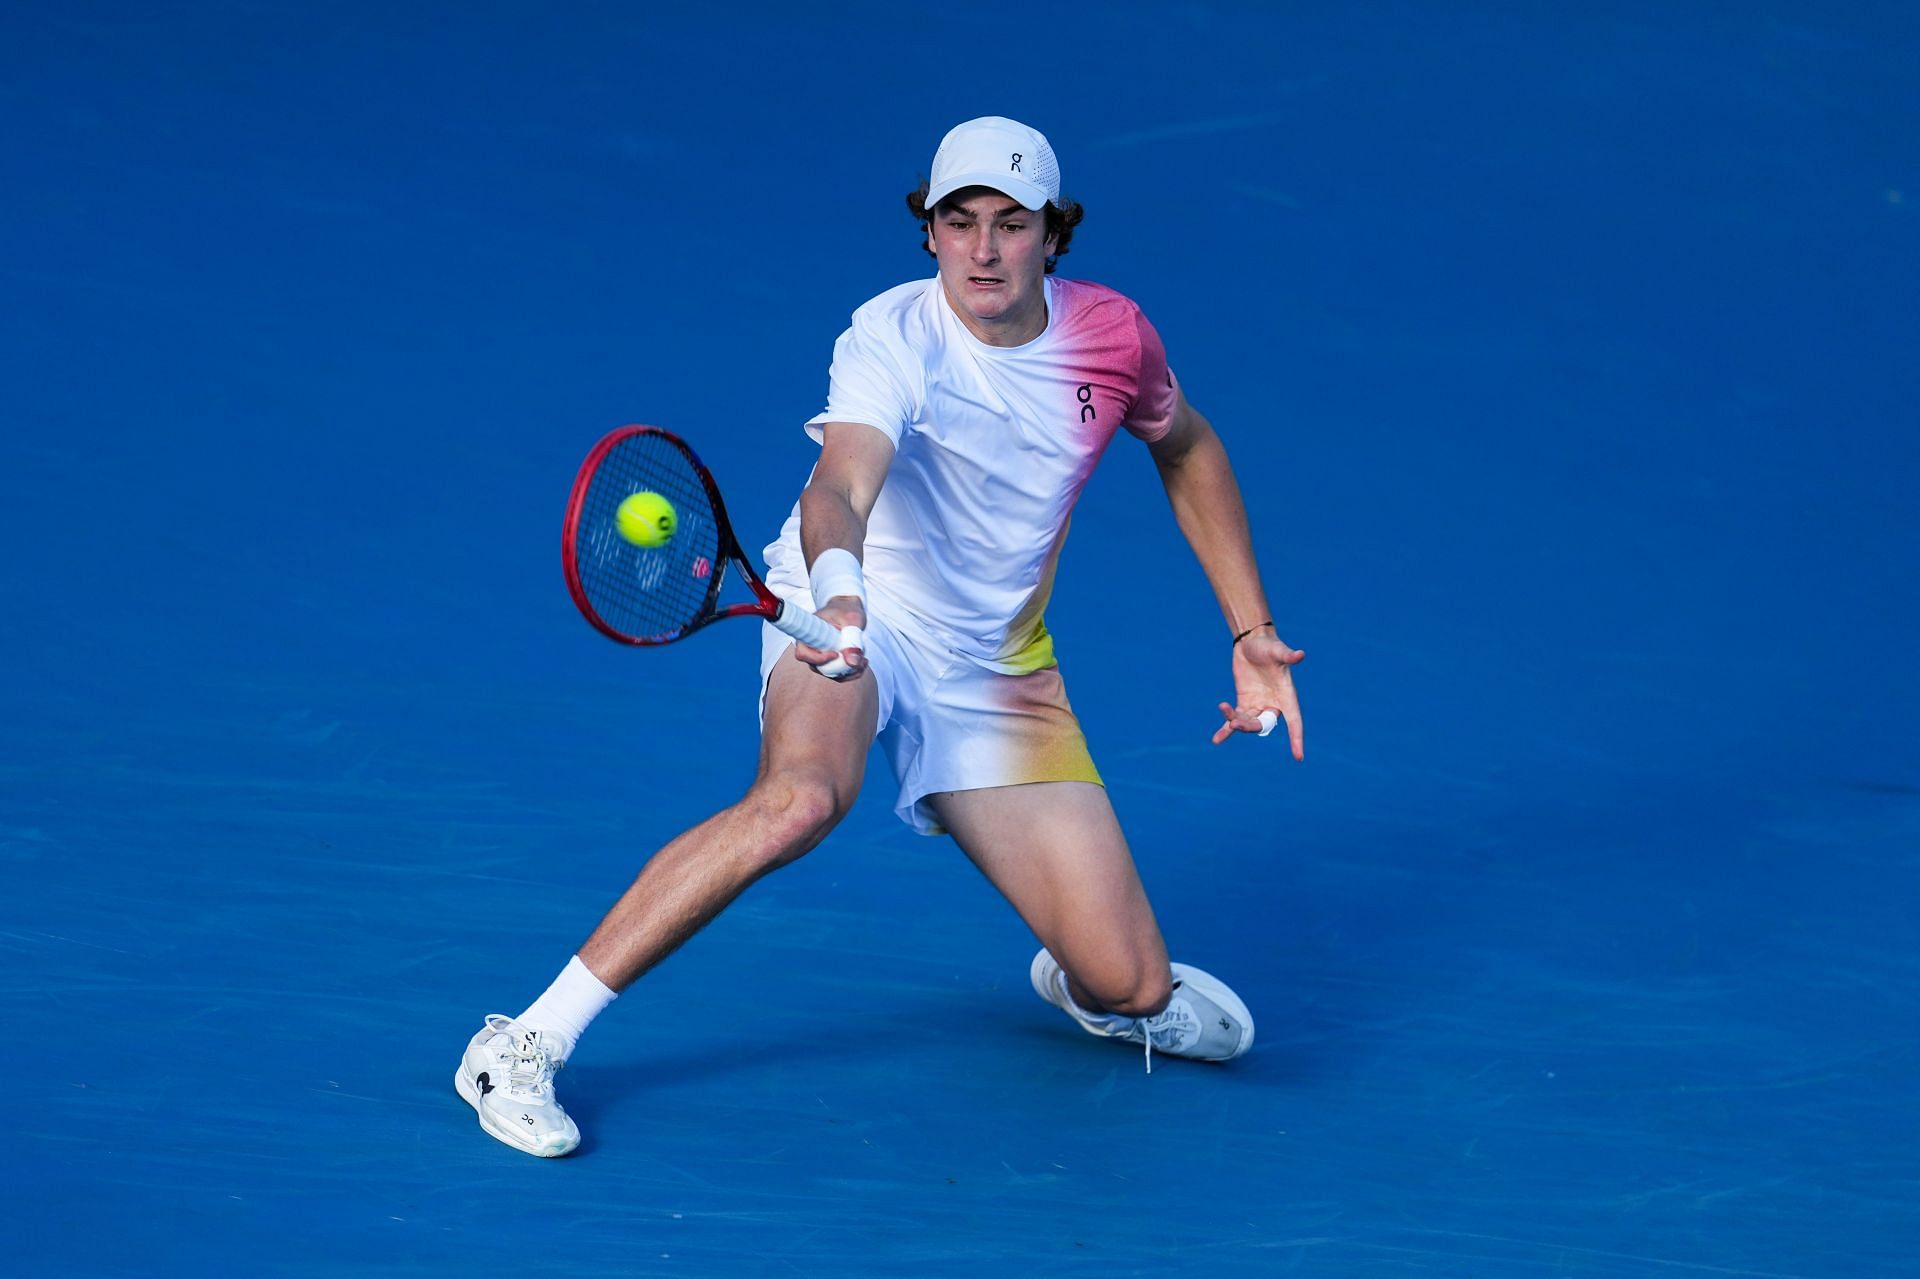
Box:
[573,650,878,989]
[455,648,878,1157]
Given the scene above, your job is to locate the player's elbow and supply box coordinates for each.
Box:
[1148,400,1219,471]
[799,480,865,539]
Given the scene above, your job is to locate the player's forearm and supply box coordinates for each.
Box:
[1155,427,1275,637]
[798,482,868,573]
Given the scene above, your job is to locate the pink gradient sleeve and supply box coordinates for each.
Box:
[1122,310,1178,442]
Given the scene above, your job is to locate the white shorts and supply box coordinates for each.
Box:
[758,604,1102,836]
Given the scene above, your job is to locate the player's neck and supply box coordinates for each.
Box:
[941,281,1050,349]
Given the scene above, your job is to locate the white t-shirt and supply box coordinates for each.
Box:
[764,275,1180,673]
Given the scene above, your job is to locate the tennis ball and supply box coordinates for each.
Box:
[615,491,677,548]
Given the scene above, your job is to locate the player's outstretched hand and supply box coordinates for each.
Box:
[1212,631,1304,758]
[793,597,868,681]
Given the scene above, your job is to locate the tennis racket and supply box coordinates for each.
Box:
[562,426,860,668]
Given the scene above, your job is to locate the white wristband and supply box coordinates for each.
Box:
[808,547,865,606]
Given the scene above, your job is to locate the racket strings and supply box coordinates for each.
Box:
[573,434,724,641]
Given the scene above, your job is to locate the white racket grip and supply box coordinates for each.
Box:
[773,600,840,650]
[772,604,863,679]
[1257,710,1279,737]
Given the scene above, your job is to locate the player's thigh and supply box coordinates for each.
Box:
[929,781,1169,994]
[757,643,880,815]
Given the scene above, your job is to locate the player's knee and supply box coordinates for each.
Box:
[1089,965,1173,1019]
[744,774,850,865]
[1104,985,1173,1019]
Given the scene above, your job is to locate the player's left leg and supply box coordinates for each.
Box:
[928,781,1167,1014]
[927,781,1253,1065]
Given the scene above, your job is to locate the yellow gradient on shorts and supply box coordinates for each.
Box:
[992,619,1058,675]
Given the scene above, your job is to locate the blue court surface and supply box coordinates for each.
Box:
[5,4,1917,1275]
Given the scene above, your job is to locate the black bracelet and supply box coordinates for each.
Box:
[1231,620,1274,646]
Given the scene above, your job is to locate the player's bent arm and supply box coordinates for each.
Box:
[1146,391,1274,638]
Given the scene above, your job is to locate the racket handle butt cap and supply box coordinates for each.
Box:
[816,625,864,680]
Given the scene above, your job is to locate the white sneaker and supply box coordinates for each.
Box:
[454,1015,580,1157]
[1030,949,1254,1071]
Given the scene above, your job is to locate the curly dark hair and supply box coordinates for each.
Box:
[906,181,1085,275]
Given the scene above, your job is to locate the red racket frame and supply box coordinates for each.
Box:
[561,425,787,647]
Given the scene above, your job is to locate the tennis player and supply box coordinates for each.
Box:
[457,116,1305,1157]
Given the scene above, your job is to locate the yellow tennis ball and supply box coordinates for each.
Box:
[615,491,677,548]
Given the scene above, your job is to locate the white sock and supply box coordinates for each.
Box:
[516,955,617,1061]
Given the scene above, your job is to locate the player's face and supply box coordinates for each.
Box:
[927,189,1055,346]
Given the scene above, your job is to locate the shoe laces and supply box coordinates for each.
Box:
[486,1019,562,1102]
[1132,991,1198,1074]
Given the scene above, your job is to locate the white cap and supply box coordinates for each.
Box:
[925,116,1060,211]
